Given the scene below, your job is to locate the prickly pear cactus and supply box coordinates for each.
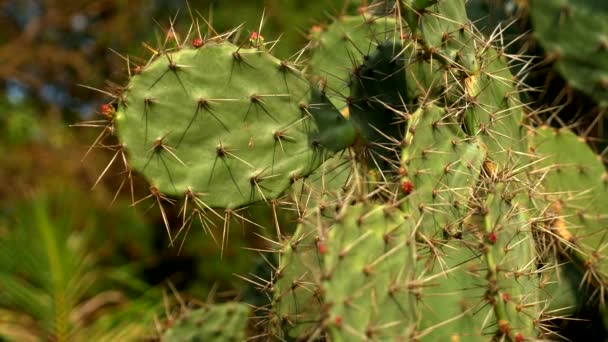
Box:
[273,202,414,340]
[529,0,608,105]
[531,126,608,294]
[162,303,249,341]
[398,105,538,339]
[77,0,608,340]
[400,104,485,238]
[306,14,400,110]
[273,181,540,340]
[113,39,355,209]
[412,181,539,341]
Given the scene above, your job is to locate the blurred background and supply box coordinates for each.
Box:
[0,0,605,341]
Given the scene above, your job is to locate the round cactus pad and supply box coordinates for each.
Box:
[115,41,355,208]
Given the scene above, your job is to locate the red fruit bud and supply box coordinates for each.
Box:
[502,293,510,302]
[192,37,203,48]
[515,333,524,342]
[100,104,114,118]
[486,232,497,245]
[248,32,265,48]
[334,316,342,326]
[317,241,327,254]
[401,180,414,195]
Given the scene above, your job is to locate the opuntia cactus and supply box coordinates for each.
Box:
[529,0,608,106]
[112,40,356,211]
[306,14,400,111]
[78,0,608,340]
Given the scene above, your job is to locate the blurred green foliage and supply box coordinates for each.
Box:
[0,190,162,341]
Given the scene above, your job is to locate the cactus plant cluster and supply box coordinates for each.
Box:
[80,0,608,340]
[528,0,608,106]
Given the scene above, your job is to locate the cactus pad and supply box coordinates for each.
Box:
[401,104,485,237]
[273,202,414,340]
[307,14,400,110]
[531,126,608,291]
[529,0,608,105]
[115,40,355,209]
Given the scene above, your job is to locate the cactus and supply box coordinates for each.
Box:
[162,302,249,341]
[112,39,356,211]
[273,202,414,340]
[273,186,539,340]
[528,0,608,106]
[401,104,485,237]
[78,0,608,340]
[306,14,400,111]
[531,127,608,296]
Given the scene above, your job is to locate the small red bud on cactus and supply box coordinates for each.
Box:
[334,316,342,326]
[248,32,265,48]
[401,33,408,40]
[192,37,203,48]
[100,103,115,119]
[515,333,524,342]
[486,232,497,245]
[502,293,510,302]
[401,180,414,195]
[133,65,143,75]
[318,241,327,254]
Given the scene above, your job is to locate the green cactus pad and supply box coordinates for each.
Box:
[322,203,414,340]
[416,0,478,71]
[272,208,325,339]
[399,0,440,33]
[531,126,608,289]
[414,182,539,340]
[307,15,400,110]
[273,202,415,340]
[289,152,353,211]
[463,47,527,169]
[529,0,608,105]
[480,184,539,340]
[115,40,356,209]
[162,303,249,342]
[404,46,446,102]
[401,104,485,237]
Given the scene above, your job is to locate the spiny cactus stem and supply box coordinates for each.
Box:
[483,203,514,340]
